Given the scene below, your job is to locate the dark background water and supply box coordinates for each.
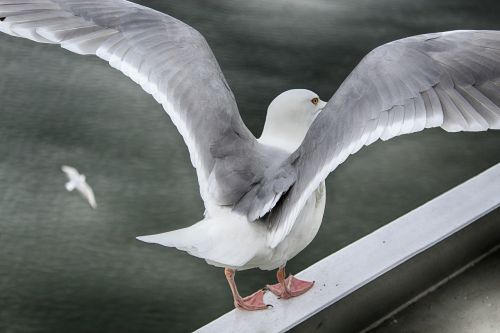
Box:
[0,0,499,332]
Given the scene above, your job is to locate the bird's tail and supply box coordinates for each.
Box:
[136,216,265,269]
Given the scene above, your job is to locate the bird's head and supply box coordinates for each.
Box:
[259,89,326,152]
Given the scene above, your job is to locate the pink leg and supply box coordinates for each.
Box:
[266,266,314,299]
[224,268,270,311]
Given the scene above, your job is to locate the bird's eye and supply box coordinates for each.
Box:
[311,97,319,105]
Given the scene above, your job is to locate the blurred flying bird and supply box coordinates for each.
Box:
[61,165,97,209]
[1,0,499,311]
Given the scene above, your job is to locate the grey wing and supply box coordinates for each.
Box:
[236,30,500,247]
[0,0,259,208]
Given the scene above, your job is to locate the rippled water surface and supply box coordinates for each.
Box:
[1,0,500,332]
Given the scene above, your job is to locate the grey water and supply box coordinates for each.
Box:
[0,0,499,332]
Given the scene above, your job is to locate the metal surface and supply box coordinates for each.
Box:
[369,247,500,333]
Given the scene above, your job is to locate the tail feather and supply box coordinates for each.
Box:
[137,217,265,269]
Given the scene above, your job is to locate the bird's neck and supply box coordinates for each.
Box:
[258,114,308,153]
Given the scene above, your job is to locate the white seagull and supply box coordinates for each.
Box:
[61,165,97,209]
[1,0,500,311]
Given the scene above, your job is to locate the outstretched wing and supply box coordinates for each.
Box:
[236,30,500,247]
[61,165,79,178]
[79,181,97,209]
[0,0,258,208]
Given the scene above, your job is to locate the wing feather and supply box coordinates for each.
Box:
[0,0,265,212]
[422,88,443,127]
[234,30,500,247]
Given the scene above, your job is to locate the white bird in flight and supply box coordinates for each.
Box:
[1,0,499,311]
[61,165,97,209]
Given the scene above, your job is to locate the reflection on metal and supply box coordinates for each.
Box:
[197,163,500,333]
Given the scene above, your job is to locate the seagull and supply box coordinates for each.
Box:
[61,165,97,209]
[1,1,499,311]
